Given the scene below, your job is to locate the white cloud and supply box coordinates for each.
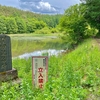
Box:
[0,0,80,14]
[19,0,59,14]
[38,1,57,12]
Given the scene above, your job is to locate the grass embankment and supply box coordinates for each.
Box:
[9,34,67,57]
[0,38,100,99]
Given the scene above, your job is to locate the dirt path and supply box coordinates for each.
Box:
[86,38,100,100]
[94,38,100,48]
[95,38,100,43]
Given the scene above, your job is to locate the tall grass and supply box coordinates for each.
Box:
[0,38,100,99]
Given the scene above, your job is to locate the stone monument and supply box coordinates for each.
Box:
[0,34,18,82]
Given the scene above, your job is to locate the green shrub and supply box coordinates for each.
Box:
[51,28,58,33]
[34,27,51,34]
[84,23,99,37]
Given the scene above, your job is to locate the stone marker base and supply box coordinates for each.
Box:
[0,68,18,82]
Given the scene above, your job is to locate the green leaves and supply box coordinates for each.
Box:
[15,17,26,33]
[84,23,99,37]
[6,17,18,34]
[81,0,100,34]
[0,16,7,34]
[59,4,86,45]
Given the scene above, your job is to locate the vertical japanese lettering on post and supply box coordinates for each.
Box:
[32,56,48,89]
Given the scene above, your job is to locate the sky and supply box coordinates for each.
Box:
[0,0,81,14]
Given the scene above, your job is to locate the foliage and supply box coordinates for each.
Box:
[0,16,48,34]
[0,39,100,99]
[0,6,60,34]
[59,4,86,45]
[35,20,47,30]
[0,5,62,32]
[84,23,99,37]
[6,17,18,34]
[37,14,62,28]
[0,16,7,34]
[26,18,37,33]
[50,28,59,33]
[0,5,61,34]
[81,0,100,34]
[15,17,26,33]
[34,27,51,34]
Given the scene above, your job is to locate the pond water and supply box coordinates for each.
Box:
[15,49,64,59]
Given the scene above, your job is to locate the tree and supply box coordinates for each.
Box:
[26,18,37,33]
[0,16,7,34]
[35,21,47,30]
[15,17,26,33]
[6,17,18,34]
[37,14,62,28]
[59,4,86,45]
[81,0,100,34]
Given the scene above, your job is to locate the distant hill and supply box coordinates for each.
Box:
[0,5,62,34]
[0,4,40,18]
[0,5,62,28]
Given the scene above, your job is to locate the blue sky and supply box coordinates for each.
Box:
[0,0,81,14]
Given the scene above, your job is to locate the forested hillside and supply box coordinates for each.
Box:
[0,5,62,34]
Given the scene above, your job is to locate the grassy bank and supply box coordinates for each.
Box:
[0,38,100,99]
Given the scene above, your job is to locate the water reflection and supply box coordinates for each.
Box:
[15,49,64,59]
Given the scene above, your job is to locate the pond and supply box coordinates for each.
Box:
[14,49,64,59]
